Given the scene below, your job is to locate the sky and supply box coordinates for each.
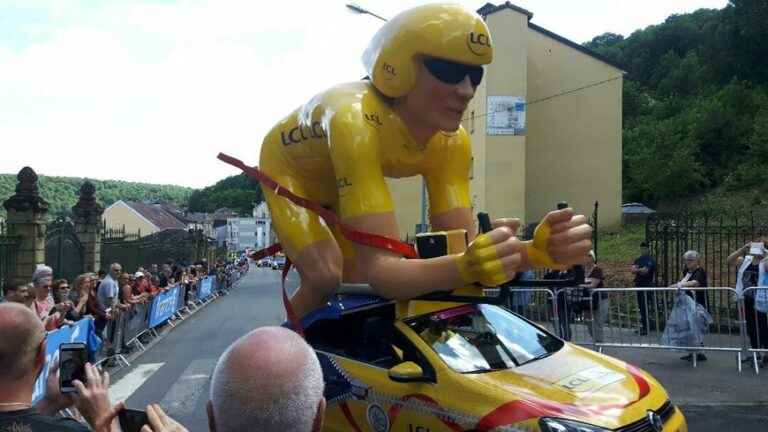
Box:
[0,0,729,189]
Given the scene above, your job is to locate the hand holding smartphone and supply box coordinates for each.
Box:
[59,343,87,394]
[119,408,149,432]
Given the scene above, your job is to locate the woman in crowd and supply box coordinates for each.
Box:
[728,241,768,367]
[675,250,709,310]
[129,272,149,303]
[31,267,55,320]
[133,271,150,297]
[580,250,607,343]
[118,272,147,310]
[671,250,709,362]
[183,267,197,306]
[51,278,79,322]
[149,275,161,296]
[72,273,93,318]
[31,267,71,330]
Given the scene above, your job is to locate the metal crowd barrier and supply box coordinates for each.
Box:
[571,287,744,370]
[740,287,768,374]
[96,268,248,367]
[494,285,759,372]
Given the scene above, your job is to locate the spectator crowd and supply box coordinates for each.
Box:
[0,257,264,432]
[518,239,768,367]
[2,259,243,343]
[0,302,323,432]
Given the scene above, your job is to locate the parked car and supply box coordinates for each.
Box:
[272,256,286,270]
[301,293,687,432]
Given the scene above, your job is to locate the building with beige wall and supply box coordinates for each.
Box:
[388,1,624,240]
[103,200,187,236]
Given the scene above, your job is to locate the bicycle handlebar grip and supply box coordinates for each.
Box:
[477,212,492,234]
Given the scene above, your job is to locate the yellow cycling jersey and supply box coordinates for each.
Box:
[259,81,471,221]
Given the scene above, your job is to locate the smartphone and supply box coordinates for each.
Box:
[59,342,87,394]
[119,408,149,432]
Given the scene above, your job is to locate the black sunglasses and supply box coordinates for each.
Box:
[423,57,484,87]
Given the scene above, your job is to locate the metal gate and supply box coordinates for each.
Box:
[45,218,85,284]
[0,222,21,297]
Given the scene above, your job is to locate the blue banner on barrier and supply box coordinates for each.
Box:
[197,276,213,301]
[32,317,101,404]
[149,284,181,328]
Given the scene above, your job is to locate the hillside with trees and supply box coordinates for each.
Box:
[0,174,193,220]
[585,0,768,207]
[0,171,264,220]
[186,173,263,216]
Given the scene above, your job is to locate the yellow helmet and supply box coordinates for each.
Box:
[363,3,493,98]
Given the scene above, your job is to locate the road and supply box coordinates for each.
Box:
[108,267,768,431]
[109,267,298,432]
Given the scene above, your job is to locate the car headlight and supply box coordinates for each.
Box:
[539,418,610,432]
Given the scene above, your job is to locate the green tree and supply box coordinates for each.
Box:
[0,174,193,220]
[187,173,263,216]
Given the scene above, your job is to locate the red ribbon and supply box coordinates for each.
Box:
[219,153,417,259]
[220,152,419,335]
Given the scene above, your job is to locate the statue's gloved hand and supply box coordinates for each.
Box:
[456,224,523,287]
[523,208,593,270]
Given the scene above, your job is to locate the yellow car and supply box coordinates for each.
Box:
[303,293,687,432]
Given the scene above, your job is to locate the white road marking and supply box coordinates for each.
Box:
[159,358,217,417]
[109,363,164,405]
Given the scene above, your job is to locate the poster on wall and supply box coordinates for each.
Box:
[486,96,526,135]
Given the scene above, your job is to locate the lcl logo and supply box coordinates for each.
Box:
[382,62,397,78]
[364,113,383,127]
[467,32,491,55]
[280,121,327,146]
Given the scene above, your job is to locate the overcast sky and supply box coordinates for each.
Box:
[0,0,729,188]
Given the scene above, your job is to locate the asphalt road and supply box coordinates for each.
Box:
[682,405,768,431]
[109,267,298,432]
[108,267,768,431]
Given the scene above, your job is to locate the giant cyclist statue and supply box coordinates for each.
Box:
[254,3,592,318]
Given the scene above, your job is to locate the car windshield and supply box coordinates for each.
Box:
[409,304,563,373]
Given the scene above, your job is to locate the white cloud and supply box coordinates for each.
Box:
[0,0,729,188]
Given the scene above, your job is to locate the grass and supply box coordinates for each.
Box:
[596,223,645,264]
[591,223,646,287]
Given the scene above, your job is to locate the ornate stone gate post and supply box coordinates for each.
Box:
[2,167,49,285]
[72,181,104,273]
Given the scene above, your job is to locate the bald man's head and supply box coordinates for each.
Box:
[0,303,45,381]
[209,326,325,432]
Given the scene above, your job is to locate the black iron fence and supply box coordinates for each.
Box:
[645,211,768,325]
[0,222,21,296]
[101,225,217,272]
[646,211,768,288]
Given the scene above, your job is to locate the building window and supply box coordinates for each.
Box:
[470,110,475,134]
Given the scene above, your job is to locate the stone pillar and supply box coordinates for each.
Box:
[72,181,104,273]
[2,167,49,285]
